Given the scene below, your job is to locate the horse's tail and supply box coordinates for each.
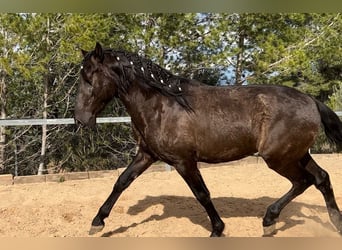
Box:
[314,99,342,148]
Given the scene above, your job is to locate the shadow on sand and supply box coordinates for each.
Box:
[100,195,336,237]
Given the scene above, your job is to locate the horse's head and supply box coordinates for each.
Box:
[74,42,119,127]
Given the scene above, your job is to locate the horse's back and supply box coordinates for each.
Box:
[189,84,319,125]
[185,84,321,163]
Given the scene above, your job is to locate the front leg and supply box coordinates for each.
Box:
[89,149,155,235]
[174,160,225,237]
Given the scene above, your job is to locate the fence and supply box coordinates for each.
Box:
[0,117,131,126]
[0,116,173,175]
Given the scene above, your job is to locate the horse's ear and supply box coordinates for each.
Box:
[94,42,104,62]
[81,49,88,57]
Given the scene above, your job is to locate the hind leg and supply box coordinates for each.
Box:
[262,168,314,235]
[301,153,342,233]
[261,151,316,236]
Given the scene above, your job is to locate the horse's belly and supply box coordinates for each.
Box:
[197,146,256,163]
[195,136,257,163]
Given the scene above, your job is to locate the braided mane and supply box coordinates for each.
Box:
[101,49,193,111]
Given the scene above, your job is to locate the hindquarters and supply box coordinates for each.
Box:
[251,89,342,235]
[254,88,321,168]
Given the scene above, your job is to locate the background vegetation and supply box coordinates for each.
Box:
[0,13,341,175]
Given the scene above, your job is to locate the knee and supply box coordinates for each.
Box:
[304,162,330,189]
[113,179,125,193]
[314,169,329,187]
[114,173,137,192]
[313,170,332,193]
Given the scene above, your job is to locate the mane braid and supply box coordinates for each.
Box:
[107,49,193,112]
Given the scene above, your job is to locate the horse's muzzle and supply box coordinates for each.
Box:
[74,115,96,129]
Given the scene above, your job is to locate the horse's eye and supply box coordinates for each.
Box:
[81,69,92,86]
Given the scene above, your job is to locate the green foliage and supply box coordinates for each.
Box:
[329,85,342,111]
[310,129,340,154]
[1,13,341,175]
[248,13,342,102]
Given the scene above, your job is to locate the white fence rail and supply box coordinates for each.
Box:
[0,117,131,126]
[0,116,176,172]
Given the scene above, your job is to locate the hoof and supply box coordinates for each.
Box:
[329,212,342,235]
[89,225,105,235]
[263,223,276,236]
[210,221,225,237]
[336,225,342,235]
[210,232,221,237]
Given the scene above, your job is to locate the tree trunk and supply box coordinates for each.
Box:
[235,29,245,85]
[37,16,51,176]
[0,76,6,172]
[37,77,48,175]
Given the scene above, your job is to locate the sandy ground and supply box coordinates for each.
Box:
[1,154,342,237]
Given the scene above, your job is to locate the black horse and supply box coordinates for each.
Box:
[74,42,342,237]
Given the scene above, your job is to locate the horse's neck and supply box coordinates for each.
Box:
[119,81,158,123]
